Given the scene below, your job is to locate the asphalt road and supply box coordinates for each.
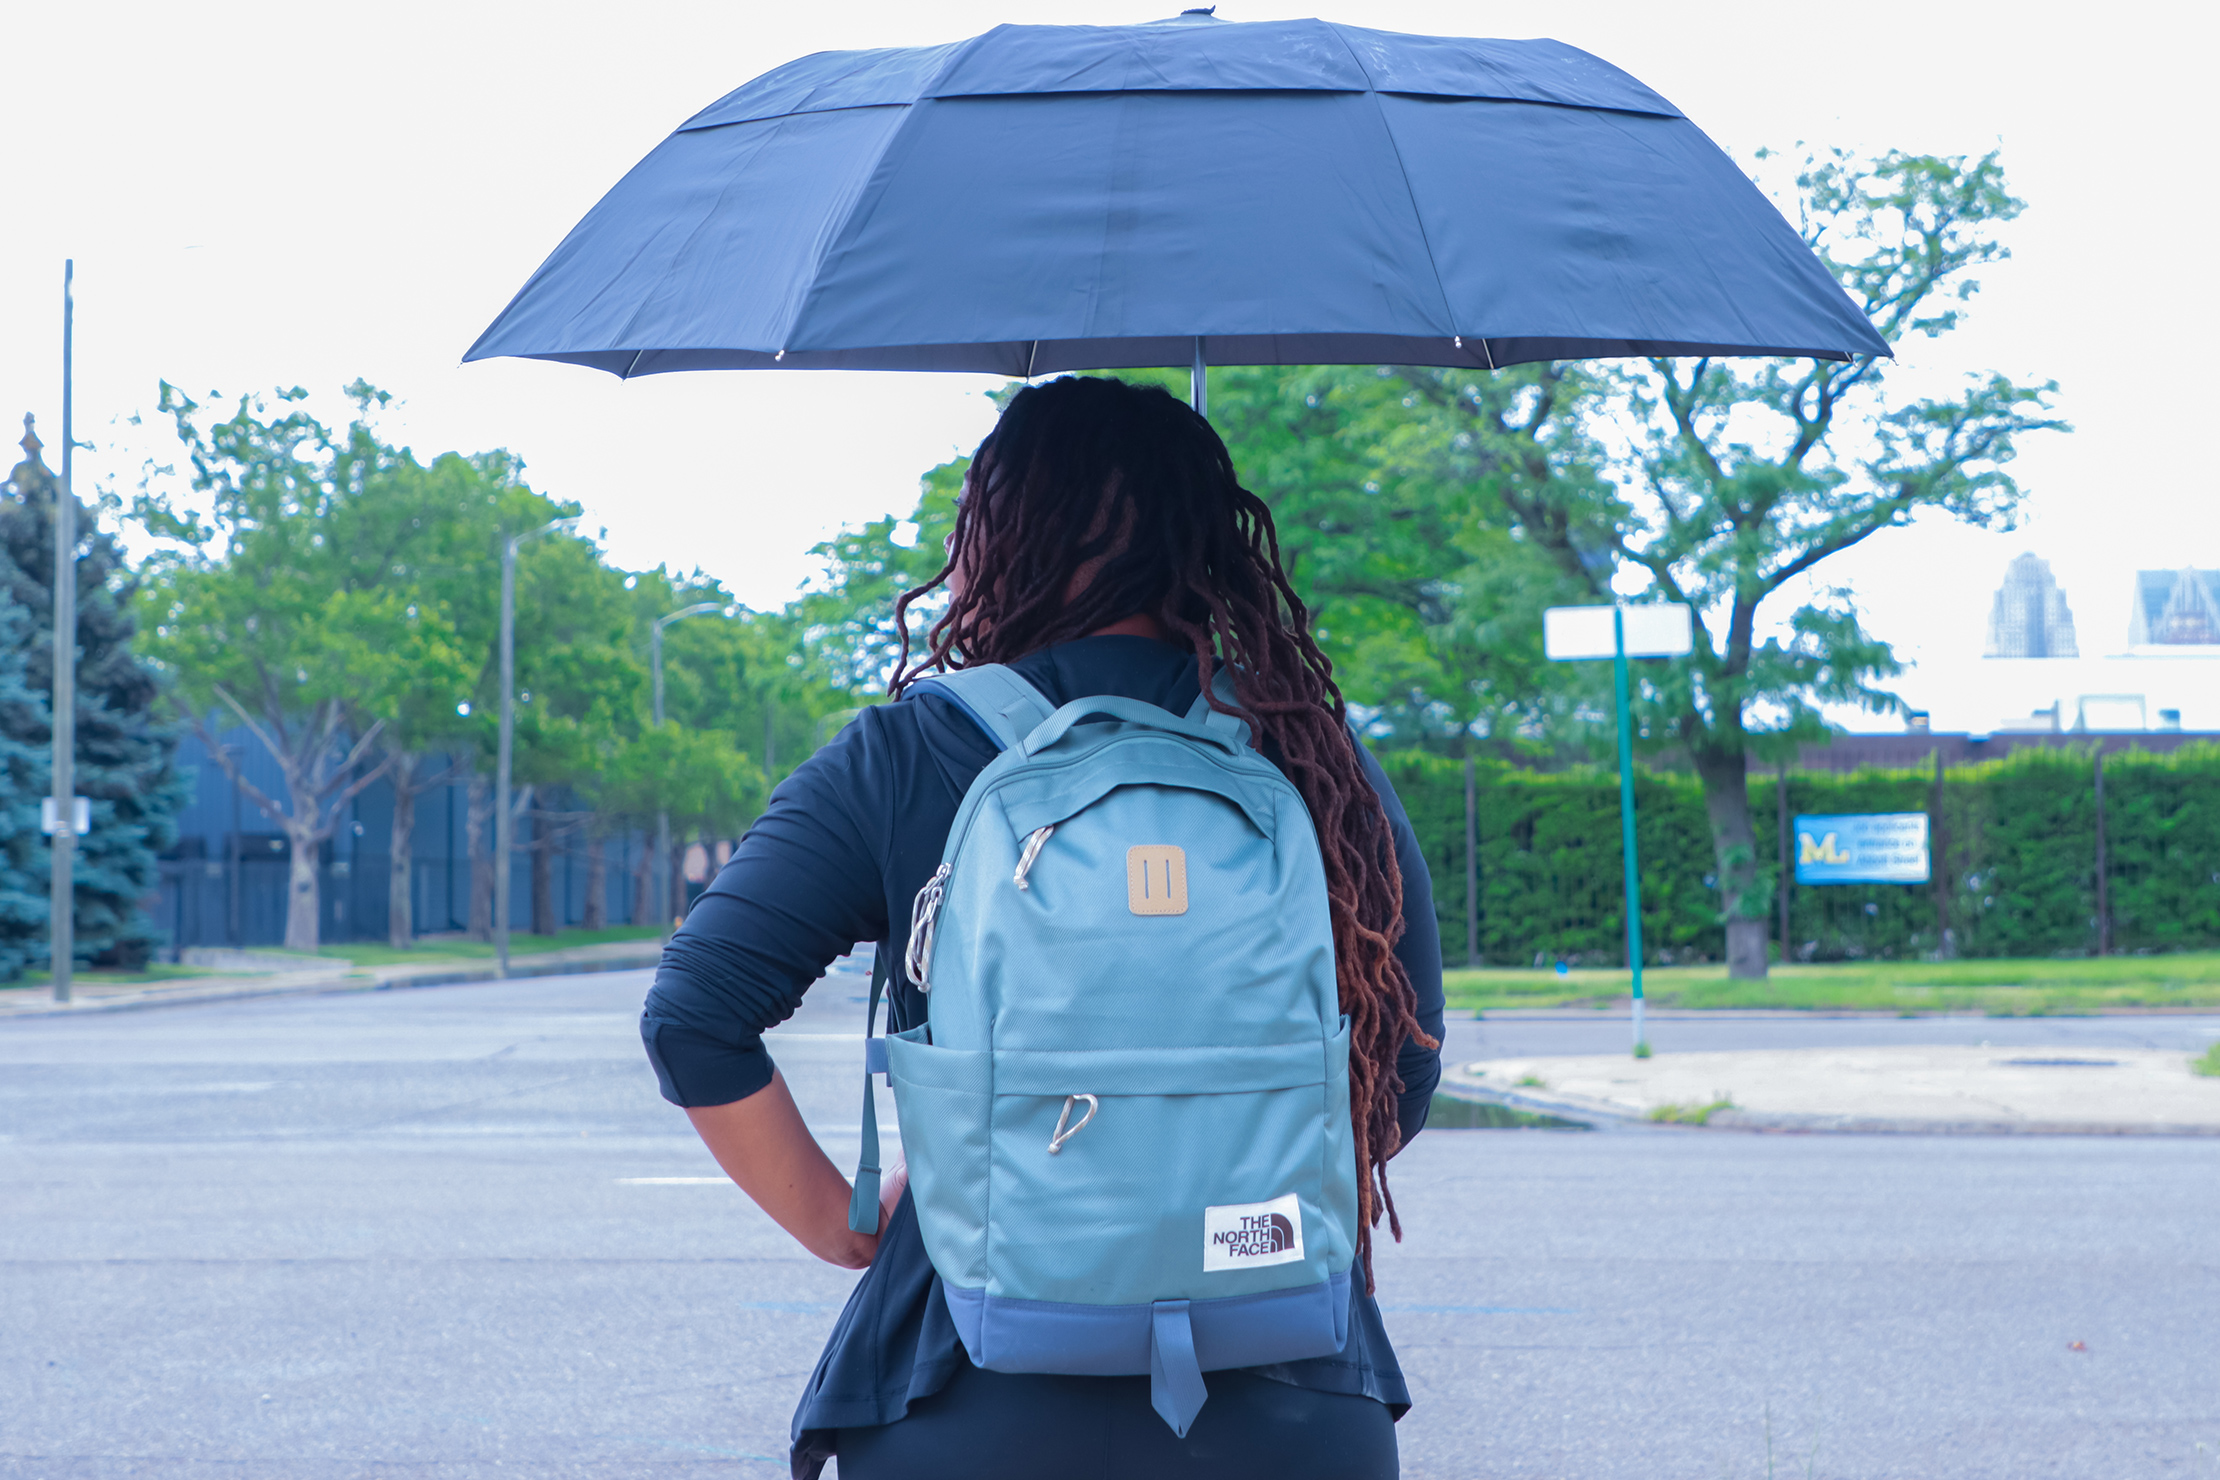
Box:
[3,971,2215,1479]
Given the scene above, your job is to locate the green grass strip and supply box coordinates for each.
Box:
[313,925,665,970]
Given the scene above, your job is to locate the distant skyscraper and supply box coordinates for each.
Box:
[1984,553,2079,658]
[2129,567,2220,647]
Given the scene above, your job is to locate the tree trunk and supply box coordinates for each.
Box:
[1690,741,1770,979]
[466,770,493,942]
[582,829,608,930]
[530,821,556,936]
[387,753,416,949]
[283,823,321,952]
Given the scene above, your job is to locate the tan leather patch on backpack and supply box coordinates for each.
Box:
[1126,845,1188,915]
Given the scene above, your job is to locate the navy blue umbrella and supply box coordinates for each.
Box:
[465,12,1884,388]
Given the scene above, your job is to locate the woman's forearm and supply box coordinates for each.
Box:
[685,1069,881,1269]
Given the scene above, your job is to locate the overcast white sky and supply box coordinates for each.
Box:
[4,1,2214,730]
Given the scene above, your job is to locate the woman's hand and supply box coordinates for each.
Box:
[684,1070,899,1269]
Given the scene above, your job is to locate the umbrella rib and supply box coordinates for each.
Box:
[1325,23,1465,359]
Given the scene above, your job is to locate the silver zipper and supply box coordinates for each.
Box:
[1048,1093,1098,1154]
[904,862,950,991]
[1013,824,1055,890]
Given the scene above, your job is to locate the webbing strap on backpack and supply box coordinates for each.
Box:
[926,662,1254,753]
[1182,665,1252,749]
[846,944,893,1235]
[912,666,1055,752]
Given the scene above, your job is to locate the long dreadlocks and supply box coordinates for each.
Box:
[890,374,1435,1289]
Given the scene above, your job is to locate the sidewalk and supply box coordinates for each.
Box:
[0,937,664,1021]
[1442,1044,2220,1135]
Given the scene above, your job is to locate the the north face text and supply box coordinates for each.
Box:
[1202,1193,1305,1272]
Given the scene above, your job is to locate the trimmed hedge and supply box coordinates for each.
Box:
[1378,743,2220,967]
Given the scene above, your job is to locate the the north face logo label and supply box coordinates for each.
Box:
[1202,1193,1305,1272]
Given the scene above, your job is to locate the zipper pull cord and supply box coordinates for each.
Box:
[1013,824,1055,890]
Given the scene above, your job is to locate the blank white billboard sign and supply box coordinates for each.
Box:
[1543,604,1695,661]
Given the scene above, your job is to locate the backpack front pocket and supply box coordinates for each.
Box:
[981,1031,1348,1307]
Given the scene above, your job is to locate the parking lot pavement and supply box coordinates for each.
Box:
[4,969,2215,1478]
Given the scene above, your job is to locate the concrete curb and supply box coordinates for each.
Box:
[0,949,664,1021]
[1434,1073,1648,1130]
[1437,1065,2220,1138]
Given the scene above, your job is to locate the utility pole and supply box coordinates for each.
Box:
[651,601,724,936]
[51,262,76,1003]
[495,516,578,977]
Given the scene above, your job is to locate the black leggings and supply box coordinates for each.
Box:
[833,1361,1398,1480]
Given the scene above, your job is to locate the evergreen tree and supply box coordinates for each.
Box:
[2,415,181,968]
[0,586,50,979]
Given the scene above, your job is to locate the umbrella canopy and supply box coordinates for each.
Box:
[465,12,1885,379]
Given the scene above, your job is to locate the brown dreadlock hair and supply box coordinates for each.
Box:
[889,374,1436,1289]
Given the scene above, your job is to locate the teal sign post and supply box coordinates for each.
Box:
[1793,813,1931,885]
[1544,602,1695,1057]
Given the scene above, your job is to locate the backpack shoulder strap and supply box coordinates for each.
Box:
[910,664,1055,753]
[1182,665,1253,749]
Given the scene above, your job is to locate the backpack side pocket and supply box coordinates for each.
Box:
[886,1026,992,1291]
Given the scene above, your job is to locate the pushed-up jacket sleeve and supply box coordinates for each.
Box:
[639,711,895,1108]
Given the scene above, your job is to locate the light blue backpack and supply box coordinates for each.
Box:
[847,664,1358,1436]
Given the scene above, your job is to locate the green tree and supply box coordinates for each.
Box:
[137,385,509,950]
[798,372,1593,759]
[1389,151,2062,976]
[501,529,643,934]
[590,723,765,926]
[349,439,557,947]
[3,416,181,967]
[0,588,49,979]
[790,456,964,697]
[1200,363,1606,750]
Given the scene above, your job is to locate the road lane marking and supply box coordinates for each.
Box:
[1379,1304,1580,1314]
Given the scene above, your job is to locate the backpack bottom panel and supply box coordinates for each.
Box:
[944,1269,1351,1376]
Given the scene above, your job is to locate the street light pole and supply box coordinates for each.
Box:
[650,601,725,937]
[51,261,76,1004]
[495,516,579,978]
